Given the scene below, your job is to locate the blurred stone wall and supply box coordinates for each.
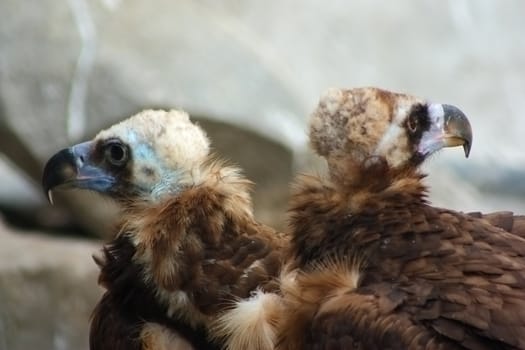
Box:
[1,1,524,349]
[0,220,100,350]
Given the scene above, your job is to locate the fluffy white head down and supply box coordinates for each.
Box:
[96,109,210,169]
[95,110,211,198]
[213,291,282,350]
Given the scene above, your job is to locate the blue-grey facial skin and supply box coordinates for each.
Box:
[42,141,116,199]
[43,134,184,202]
[70,141,117,192]
[43,110,214,205]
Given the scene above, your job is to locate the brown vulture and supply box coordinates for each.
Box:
[42,110,286,350]
[277,87,525,350]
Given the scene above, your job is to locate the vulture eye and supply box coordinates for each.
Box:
[407,114,419,133]
[104,140,129,167]
[406,104,429,135]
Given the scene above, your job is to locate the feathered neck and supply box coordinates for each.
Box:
[114,159,257,294]
[100,158,285,329]
[324,156,429,213]
[287,157,429,268]
[120,158,254,221]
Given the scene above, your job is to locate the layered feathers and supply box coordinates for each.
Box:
[278,87,525,350]
[43,110,287,350]
[42,95,525,350]
[91,161,285,349]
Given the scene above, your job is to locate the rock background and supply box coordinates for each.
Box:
[0,1,524,349]
[0,219,100,350]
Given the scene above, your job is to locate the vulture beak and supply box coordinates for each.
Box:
[42,141,115,204]
[441,104,472,157]
[422,104,473,158]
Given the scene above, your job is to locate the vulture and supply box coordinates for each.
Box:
[277,87,525,350]
[42,110,287,350]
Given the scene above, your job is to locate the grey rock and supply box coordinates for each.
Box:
[0,220,101,350]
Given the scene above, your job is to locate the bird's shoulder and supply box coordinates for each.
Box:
[468,210,525,239]
[303,205,525,349]
[285,187,525,349]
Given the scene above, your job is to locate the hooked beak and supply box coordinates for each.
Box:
[422,104,473,158]
[42,141,115,203]
[441,104,472,157]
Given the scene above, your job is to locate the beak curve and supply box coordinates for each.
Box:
[42,146,77,203]
[422,103,473,158]
[442,104,472,157]
[42,141,114,203]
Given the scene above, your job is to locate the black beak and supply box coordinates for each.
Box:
[442,104,473,158]
[42,141,114,203]
[42,147,77,203]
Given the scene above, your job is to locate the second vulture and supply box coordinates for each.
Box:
[277,87,525,350]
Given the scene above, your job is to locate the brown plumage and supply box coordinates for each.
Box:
[42,110,287,350]
[468,211,525,239]
[278,87,525,350]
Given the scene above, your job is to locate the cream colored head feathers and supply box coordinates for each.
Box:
[96,109,210,169]
[309,87,472,171]
[96,109,210,199]
[310,87,424,168]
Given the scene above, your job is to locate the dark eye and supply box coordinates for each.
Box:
[407,114,419,133]
[406,104,429,134]
[104,140,128,167]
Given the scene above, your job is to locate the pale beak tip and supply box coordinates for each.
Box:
[47,190,54,205]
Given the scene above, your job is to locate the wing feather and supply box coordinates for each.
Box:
[285,201,525,350]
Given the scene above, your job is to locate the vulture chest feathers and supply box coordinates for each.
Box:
[116,164,284,320]
[90,235,214,350]
[90,165,284,349]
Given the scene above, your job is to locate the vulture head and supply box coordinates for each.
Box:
[309,87,472,176]
[42,110,210,204]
